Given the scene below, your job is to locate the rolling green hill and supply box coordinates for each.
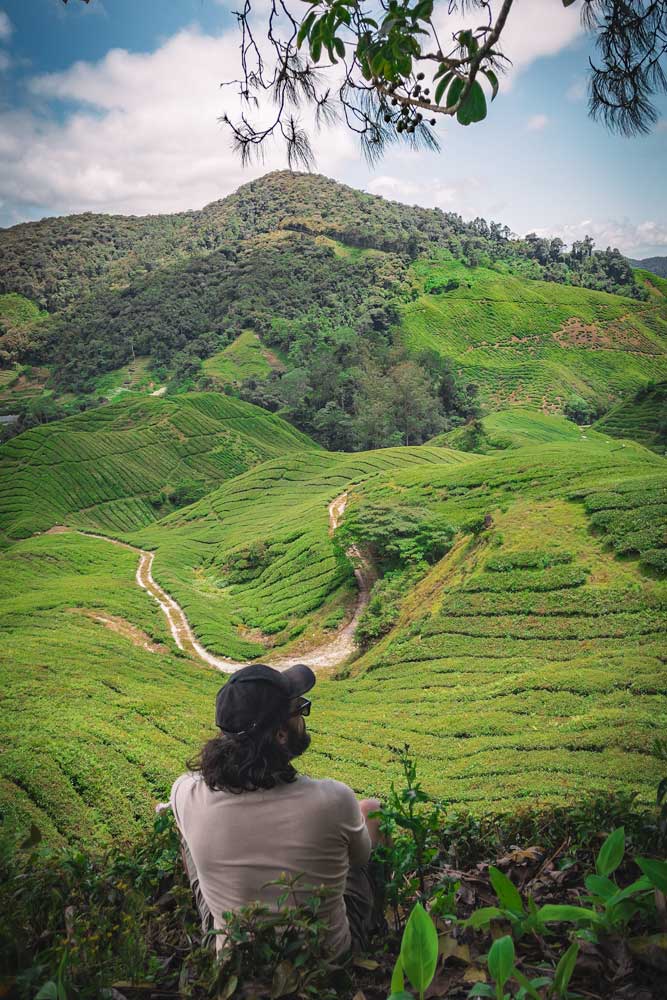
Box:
[314,439,667,808]
[0,392,316,543]
[593,381,667,453]
[1,432,665,849]
[401,255,667,410]
[133,445,470,660]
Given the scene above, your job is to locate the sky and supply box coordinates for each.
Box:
[0,0,666,257]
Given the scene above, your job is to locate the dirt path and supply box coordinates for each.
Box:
[270,493,376,669]
[56,490,373,674]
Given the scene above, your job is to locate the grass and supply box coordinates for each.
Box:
[202,331,281,384]
[400,255,667,410]
[0,292,48,328]
[0,391,316,543]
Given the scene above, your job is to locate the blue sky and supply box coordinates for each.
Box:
[1,0,666,256]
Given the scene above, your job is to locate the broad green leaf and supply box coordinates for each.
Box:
[487,935,514,989]
[434,73,453,105]
[447,76,464,109]
[333,37,346,59]
[464,906,504,929]
[482,68,499,100]
[595,827,625,877]
[606,875,652,909]
[562,0,577,6]
[390,955,405,994]
[584,874,617,899]
[489,866,524,914]
[400,902,439,993]
[457,80,487,125]
[637,857,667,894]
[537,904,599,925]
[296,11,316,48]
[35,985,58,1000]
[467,986,495,998]
[553,941,579,997]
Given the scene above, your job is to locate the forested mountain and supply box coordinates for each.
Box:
[628,255,667,278]
[1,171,665,452]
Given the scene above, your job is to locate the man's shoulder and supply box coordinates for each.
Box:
[170,771,201,803]
[299,775,357,804]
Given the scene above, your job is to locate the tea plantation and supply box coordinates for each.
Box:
[132,445,471,660]
[0,384,666,850]
[401,257,667,409]
[310,440,666,810]
[0,392,315,544]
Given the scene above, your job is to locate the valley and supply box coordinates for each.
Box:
[0,172,665,861]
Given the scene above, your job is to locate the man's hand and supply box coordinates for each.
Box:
[359,797,384,849]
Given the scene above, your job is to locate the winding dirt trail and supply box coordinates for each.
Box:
[67,490,373,674]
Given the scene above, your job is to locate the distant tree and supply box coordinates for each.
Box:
[64,2,667,164]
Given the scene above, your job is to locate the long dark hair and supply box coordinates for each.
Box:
[187,720,298,793]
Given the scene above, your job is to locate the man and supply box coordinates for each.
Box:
[169,662,384,958]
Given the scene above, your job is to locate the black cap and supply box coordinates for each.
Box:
[215,663,316,736]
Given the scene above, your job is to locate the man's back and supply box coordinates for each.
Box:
[170,771,372,956]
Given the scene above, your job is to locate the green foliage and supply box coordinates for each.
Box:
[0,392,315,540]
[337,500,455,570]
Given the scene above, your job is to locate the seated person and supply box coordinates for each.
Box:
[169,662,384,957]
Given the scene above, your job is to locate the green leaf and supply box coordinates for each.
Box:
[596,827,625,877]
[606,875,653,909]
[482,68,499,100]
[553,941,579,997]
[489,866,524,914]
[464,906,504,929]
[467,987,495,998]
[513,968,542,1000]
[388,994,414,1000]
[333,37,346,59]
[296,11,316,49]
[584,874,617,899]
[447,76,464,109]
[562,0,577,6]
[434,73,453,106]
[487,935,514,990]
[390,955,405,995]
[219,975,238,1000]
[400,902,439,994]
[35,985,58,1000]
[637,857,667,894]
[537,904,600,925]
[457,80,487,126]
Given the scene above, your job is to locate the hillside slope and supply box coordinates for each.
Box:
[401,256,667,409]
[314,439,667,808]
[132,445,471,660]
[0,392,316,542]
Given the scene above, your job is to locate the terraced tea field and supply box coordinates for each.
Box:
[132,445,471,661]
[1,399,665,849]
[0,392,315,543]
[310,441,666,809]
[400,257,667,410]
[593,382,667,453]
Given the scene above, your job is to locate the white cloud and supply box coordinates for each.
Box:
[366,176,421,201]
[537,217,667,255]
[527,114,548,131]
[1,27,357,219]
[0,10,12,42]
[433,0,583,87]
[566,77,586,102]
